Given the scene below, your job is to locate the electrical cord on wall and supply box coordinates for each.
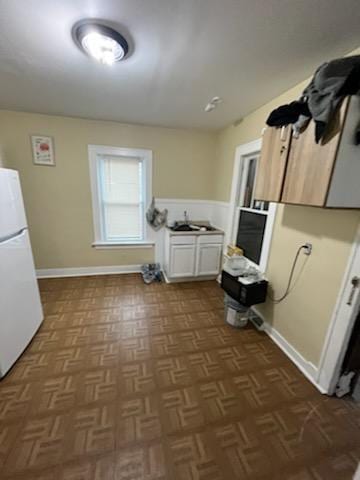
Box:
[267,245,308,304]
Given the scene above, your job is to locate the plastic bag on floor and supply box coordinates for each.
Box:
[141,263,163,284]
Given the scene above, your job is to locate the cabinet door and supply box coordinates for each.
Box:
[196,244,222,276]
[254,125,291,202]
[281,102,349,206]
[169,244,196,278]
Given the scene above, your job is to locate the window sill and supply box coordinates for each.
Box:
[92,241,155,250]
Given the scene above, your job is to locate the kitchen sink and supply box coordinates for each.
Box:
[169,222,217,232]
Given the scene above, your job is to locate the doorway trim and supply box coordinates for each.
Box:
[317,222,360,394]
[226,138,277,272]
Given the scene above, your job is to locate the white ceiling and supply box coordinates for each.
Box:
[0,0,359,130]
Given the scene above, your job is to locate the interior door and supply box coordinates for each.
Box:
[318,233,360,395]
[281,101,349,206]
[254,126,291,202]
[341,309,360,375]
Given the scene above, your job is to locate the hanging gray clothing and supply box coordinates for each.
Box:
[146,197,168,230]
[292,114,311,138]
[302,55,360,143]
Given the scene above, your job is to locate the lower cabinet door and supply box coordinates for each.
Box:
[170,244,196,278]
[196,243,222,276]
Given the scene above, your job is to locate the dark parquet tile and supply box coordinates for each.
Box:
[1,273,359,479]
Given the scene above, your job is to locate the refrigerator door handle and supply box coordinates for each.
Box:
[0,228,27,245]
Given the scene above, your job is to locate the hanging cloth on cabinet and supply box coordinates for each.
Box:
[266,101,310,127]
[301,55,360,143]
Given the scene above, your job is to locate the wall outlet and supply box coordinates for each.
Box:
[303,243,312,255]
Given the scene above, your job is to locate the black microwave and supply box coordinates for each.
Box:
[221,270,268,307]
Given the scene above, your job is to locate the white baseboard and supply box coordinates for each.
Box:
[252,308,326,394]
[162,270,218,284]
[36,264,142,279]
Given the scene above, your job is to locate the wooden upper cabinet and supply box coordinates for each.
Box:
[254,96,360,209]
[281,100,349,207]
[254,125,291,202]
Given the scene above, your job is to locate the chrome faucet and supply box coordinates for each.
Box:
[184,210,189,225]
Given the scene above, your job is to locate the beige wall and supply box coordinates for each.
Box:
[213,47,360,366]
[0,110,216,269]
[260,206,359,365]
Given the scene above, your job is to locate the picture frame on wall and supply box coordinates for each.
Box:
[31,135,55,166]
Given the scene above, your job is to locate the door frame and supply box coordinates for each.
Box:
[317,222,360,394]
[226,138,277,272]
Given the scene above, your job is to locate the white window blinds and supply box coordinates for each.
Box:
[98,154,144,241]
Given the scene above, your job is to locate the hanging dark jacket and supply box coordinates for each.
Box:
[266,101,310,127]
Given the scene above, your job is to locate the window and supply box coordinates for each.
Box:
[89,145,152,246]
[236,209,267,264]
[238,154,268,211]
[227,140,277,272]
[235,153,276,270]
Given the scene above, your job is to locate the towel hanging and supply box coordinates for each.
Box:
[146,197,168,231]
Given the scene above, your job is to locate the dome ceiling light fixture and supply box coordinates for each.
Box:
[74,21,129,65]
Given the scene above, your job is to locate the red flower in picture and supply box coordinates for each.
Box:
[39,142,49,152]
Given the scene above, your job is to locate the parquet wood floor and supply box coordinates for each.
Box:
[0,274,359,479]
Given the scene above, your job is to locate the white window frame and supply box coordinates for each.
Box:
[226,139,277,272]
[88,145,154,248]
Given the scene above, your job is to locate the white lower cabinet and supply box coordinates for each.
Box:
[165,230,223,281]
[170,244,196,278]
[196,243,222,276]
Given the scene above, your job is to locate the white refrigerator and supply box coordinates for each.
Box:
[0,168,43,378]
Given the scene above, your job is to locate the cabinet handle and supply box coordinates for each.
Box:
[280,126,287,141]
